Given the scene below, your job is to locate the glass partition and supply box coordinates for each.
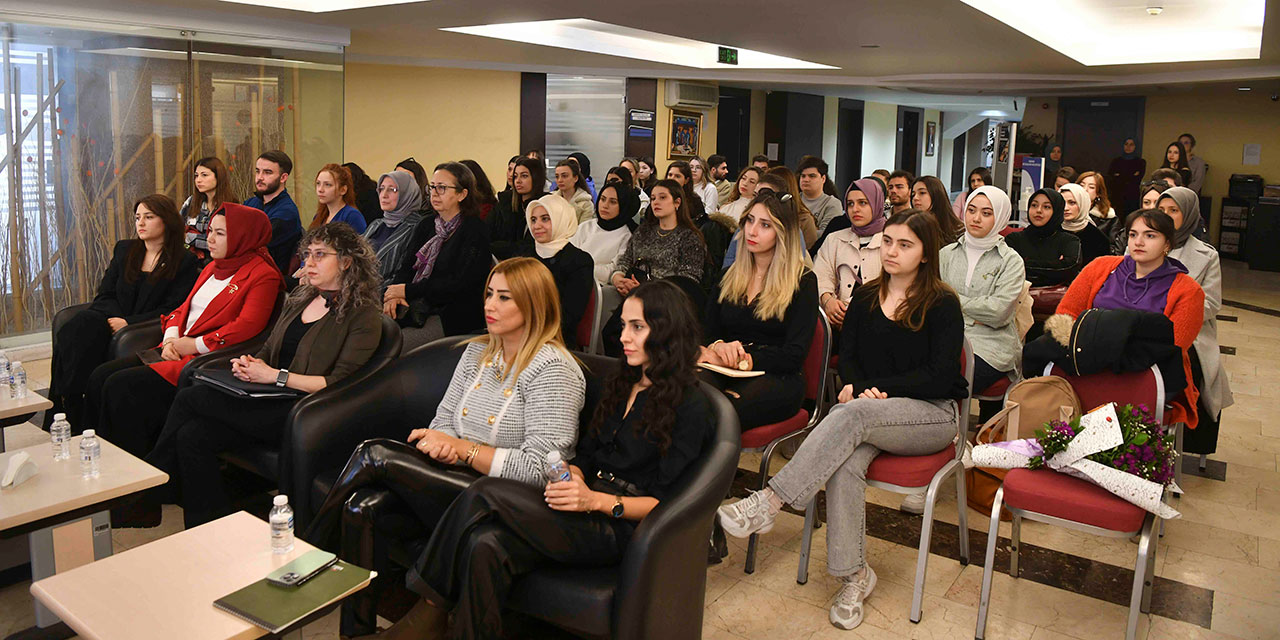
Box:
[545,75,625,188]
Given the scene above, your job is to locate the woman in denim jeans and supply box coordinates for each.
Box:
[718,209,968,632]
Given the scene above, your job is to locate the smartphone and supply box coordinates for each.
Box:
[266,550,337,588]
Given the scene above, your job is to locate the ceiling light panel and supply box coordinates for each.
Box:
[217,0,425,12]
[442,19,838,70]
[959,0,1265,66]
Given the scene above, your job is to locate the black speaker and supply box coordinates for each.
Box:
[1246,199,1280,272]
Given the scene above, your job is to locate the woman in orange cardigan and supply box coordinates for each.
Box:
[85,203,284,457]
[1056,209,1204,428]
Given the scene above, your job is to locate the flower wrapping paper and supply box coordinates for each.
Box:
[971,403,1180,520]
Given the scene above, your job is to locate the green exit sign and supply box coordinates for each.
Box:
[718,46,738,65]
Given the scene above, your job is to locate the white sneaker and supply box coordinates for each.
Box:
[717,490,780,538]
[900,491,927,515]
[829,566,877,630]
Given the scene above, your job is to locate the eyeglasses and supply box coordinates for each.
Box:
[300,250,337,262]
[377,186,398,194]
[427,183,462,194]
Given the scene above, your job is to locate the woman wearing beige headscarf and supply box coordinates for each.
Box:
[517,193,596,350]
[1058,182,1112,265]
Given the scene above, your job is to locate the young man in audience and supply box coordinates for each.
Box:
[1151,167,1182,188]
[798,155,843,235]
[752,154,771,171]
[709,154,734,204]
[1053,166,1078,189]
[243,150,301,276]
[885,170,914,215]
[1179,132,1206,194]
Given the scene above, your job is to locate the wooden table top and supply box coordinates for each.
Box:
[0,390,52,421]
[0,436,168,532]
[31,511,338,640]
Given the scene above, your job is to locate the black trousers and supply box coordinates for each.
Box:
[48,308,114,429]
[699,369,804,430]
[302,439,481,636]
[972,355,1012,424]
[145,383,298,528]
[408,477,630,640]
[85,356,176,458]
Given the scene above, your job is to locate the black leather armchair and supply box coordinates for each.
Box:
[176,292,286,388]
[50,302,163,362]
[303,338,741,640]
[195,314,402,519]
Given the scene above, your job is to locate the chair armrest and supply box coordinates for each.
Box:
[108,318,163,360]
[51,303,92,350]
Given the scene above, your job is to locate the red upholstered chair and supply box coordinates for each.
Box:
[740,311,832,574]
[573,281,603,354]
[796,339,974,625]
[976,363,1166,640]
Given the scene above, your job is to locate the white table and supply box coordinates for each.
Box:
[31,511,372,640]
[0,390,53,452]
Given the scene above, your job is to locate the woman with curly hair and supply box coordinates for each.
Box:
[134,222,386,529]
[384,279,714,640]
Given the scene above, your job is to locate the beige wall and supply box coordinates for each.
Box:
[862,101,898,172]
[343,63,521,189]
[654,79,718,176]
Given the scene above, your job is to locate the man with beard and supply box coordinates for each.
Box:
[708,154,733,205]
[886,170,914,215]
[243,150,302,275]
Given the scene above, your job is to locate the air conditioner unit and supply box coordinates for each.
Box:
[664,81,719,111]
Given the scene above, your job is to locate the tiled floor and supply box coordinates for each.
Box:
[4,259,1280,639]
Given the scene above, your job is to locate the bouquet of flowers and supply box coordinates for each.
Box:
[971,403,1180,519]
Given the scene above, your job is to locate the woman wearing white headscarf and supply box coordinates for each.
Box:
[1156,186,1232,456]
[516,193,595,350]
[940,186,1026,399]
[1058,182,1112,265]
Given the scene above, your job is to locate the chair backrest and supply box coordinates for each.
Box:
[574,281,599,353]
[959,337,975,438]
[1044,362,1165,425]
[801,311,832,421]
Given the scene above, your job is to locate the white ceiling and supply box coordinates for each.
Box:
[5,0,1278,110]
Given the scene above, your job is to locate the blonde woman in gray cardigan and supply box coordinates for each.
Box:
[940,186,1024,400]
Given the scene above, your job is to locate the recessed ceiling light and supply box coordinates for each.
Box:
[1238,86,1253,91]
[441,19,838,70]
[216,0,425,12]
[1146,6,1164,15]
[959,0,1264,66]
[860,44,881,49]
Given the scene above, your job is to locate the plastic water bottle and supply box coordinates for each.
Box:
[50,413,71,461]
[0,350,10,386]
[546,451,571,483]
[9,361,25,399]
[270,495,295,554]
[80,429,100,479]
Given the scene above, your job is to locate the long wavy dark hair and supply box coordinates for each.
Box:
[855,209,955,332]
[590,280,701,452]
[126,194,186,283]
[913,175,963,244]
[292,222,381,321]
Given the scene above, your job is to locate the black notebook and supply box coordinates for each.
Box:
[213,561,374,633]
[192,368,306,399]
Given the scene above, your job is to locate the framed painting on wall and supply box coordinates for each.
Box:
[925,121,937,157]
[668,110,701,159]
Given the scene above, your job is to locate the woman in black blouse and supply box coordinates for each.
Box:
[700,191,818,430]
[718,210,966,632]
[515,193,594,349]
[487,156,546,260]
[385,279,714,640]
[383,162,492,350]
[48,194,199,428]
[1004,188,1081,287]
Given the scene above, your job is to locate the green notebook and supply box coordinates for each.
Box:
[213,560,375,634]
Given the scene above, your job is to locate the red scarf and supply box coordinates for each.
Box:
[210,203,281,286]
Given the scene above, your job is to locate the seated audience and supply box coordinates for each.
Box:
[384,162,491,350]
[668,161,733,270]
[554,157,596,224]
[910,175,963,245]
[496,155,519,206]
[1161,141,1194,188]
[752,154,771,170]
[343,162,383,225]
[941,187,1024,405]
[488,156,546,259]
[1059,182,1112,264]
[637,157,658,194]
[709,153,734,204]
[309,163,367,233]
[1078,170,1118,241]
[573,182,639,284]
[244,150,303,276]
[391,280,709,640]
[767,166,819,248]
[1140,180,1170,210]
[305,257,586,636]
[460,159,498,220]
[1053,166,1078,189]
[396,157,430,203]
[134,223,384,529]
[567,152,597,199]
[815,178,885,341]
[516,194,594,350]
[49,195,200,428]
[363,170,425,285]
[719,210,967,632]
[885,171,914,216]
[725,172,789,269]
[700,191,817,430]
[181,157,235,263]
[1056,209,1205,429]
[86,204,283,458]
[953,167,991,217]
[719,166,763,222]
[689,156,720,214]
[1005,188,1081,287]
[1150,167,1182,188]
[798,155,843,235]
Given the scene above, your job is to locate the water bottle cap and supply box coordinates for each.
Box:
[546,451,562,464]
[273,495,289,506]
[54,413,66,421]
[82,429,95,437]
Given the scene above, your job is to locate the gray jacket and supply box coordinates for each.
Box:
[940,238,1026,373]
[1170,236,1233,415]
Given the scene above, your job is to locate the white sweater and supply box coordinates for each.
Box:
[571,219,633,283]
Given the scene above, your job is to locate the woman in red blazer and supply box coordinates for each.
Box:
[1056,209,1205,429]
[85,203,283,458]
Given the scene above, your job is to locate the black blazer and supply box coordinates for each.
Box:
[516,243,595,349]
[392,214,491,335]
[89,240,200,324]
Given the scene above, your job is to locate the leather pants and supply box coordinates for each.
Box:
[302,438,480,636]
